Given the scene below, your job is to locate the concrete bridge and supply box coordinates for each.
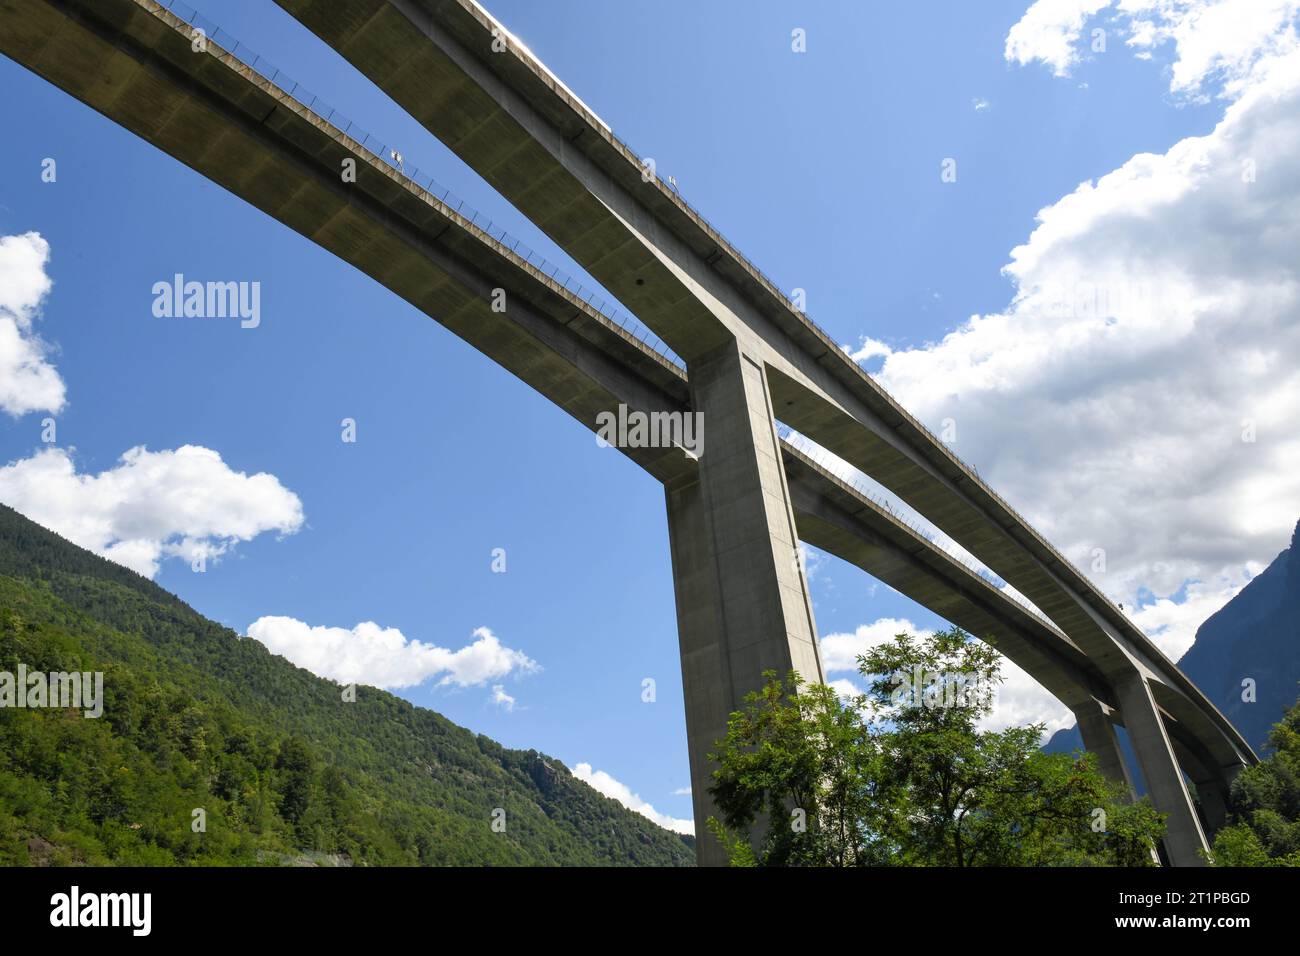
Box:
[0,0,1257,866]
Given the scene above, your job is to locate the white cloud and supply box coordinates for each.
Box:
[973,97,992,111]
[828,677,865,701]
[0,445,303,577]
[1005,0,1115,76]
[875,19,1300,645]
[821,618,929,673]
[570,762,694,835]
[0,232,65,416]
[1120,0,1300,99]
[245,618,539,693]
[1130,571,1256,658]
[1007,1,1300,98]
[842,335,894,364]
[490,684,516,711]
[672,786,692,796]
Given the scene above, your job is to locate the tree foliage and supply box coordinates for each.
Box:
[0,505,694,867]
[708,627,1165,866]
[1211,691,1300,866]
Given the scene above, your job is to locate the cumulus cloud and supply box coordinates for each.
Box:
[1120,0,1300,98]
[570,762,694,835]
[0,445,303,577]
[842,335,894,365]
[821,617,930,673]
[0,232,66,416]
[1007,1,1300,94]
[875,10,1300,651]
[809,2,1300,745]
[828,677,866,701]
[245,618,539,694]
[1131,574,1255,658]
[1005,0,1115,75]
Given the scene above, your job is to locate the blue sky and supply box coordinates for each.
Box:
[3,0,1298,833]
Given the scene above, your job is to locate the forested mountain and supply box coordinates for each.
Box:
[0,505,694,866]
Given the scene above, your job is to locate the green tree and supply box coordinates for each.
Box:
[706,678,886,866]
[274,736,317,831]
[1211,691,1300,866]
[708,627,1164,866]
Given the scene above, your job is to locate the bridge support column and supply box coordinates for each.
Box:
[1117,675,1210,867]
[1075,701,1136,792]
[1169,738,1235,837]
[1075,700,1162,863]
[665,342,823,867]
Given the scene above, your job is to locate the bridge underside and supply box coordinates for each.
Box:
[0,0,1256,867]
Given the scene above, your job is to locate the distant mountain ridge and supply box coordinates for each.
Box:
[1046,518,1300,760]
[0,504,694,866]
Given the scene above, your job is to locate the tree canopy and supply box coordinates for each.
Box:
[1210,692,1300,866]
[0,504,694,866]
[707,627,1164,866]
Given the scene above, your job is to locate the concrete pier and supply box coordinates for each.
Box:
[1117,675,1211,866]
[666,342,823,864]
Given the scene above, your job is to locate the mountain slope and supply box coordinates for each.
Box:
[0,504,694,866]
[1046,518,1300,760]
[1175,520,1300,750]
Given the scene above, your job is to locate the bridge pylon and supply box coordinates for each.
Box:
[665,340,824,866]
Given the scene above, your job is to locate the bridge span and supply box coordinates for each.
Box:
[0,0,1256,866]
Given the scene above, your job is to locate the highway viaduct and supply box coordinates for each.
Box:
[0,0,1258,866]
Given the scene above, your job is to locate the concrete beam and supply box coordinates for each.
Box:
[1117,675,1210,866]
[1074,701,1163,864]
[783,444,1113,714]
[1075,700,1136,792]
